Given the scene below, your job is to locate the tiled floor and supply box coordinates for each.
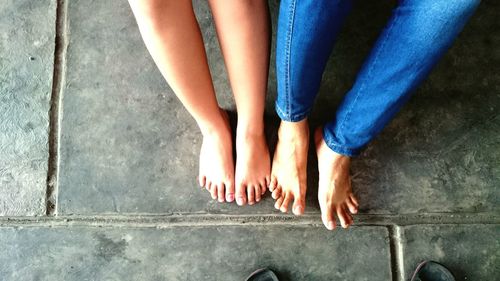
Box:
[0,0,498,280]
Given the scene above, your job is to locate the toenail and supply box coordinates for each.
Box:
[294,205,303,214]
[328,221,335,230]
[226,194,234,202]
[236,198,244,206]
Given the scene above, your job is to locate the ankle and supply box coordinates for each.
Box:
[330,151,351,169]
[197,113,229,138]
[278,119,309,140]
[236,119,265,138]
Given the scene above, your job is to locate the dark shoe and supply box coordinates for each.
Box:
[245,268,279,281]
[411,261,456,281]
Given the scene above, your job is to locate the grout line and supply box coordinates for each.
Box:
[46,0,68,216]
[1,212,499,228]
[388,226,398,281]
[395,226,406,281]
[388,225,405,281]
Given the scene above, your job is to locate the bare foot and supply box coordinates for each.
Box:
[198,109,235,203]
[234,123,270,206]
[269,119,308,215]
[314,127,359,230]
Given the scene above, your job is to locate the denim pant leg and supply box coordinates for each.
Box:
[275,0,352,122]
[323,0,480,157]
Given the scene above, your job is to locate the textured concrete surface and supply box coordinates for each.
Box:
[0,0,56,215]
[0,226,390,281]
[0,0,499,280]
[402,225,500,281]
[58,0,499,215]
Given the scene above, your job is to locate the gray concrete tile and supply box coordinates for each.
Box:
[0,225,391,281]
[58,0,498,215]
[0,0,56,215]
[401,225,500,281]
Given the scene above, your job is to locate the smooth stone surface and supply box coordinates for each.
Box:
[0,226,391,281]
[58,0,499,215]
[0,0,56,215]
[402,225,500,281]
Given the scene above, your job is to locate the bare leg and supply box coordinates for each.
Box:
[315,128,358,229]
[208,0,271,206]
[316,0,478,230]
[128,0,234,202]
[269,119,309,215]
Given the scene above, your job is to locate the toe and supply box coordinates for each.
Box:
[343,204,354,225]
[292,196,305,216]
[225,180,235,202]
[274,195,284,210]
[269,175,278,191]
[236,183,247,206]
[320,201,336,230]
[272,186,281,199]
[265,175,271,189]
[259,180,267,195]
[349,193,359,206]
[206,181,212,192]
[217,183,225,203]
[280,192,292,213]
[198,175,206,188]
[247,185,255,205]
[210,183,218,200]
[336,205,350,228]
[254,185,262,202]
[346,198,358,214]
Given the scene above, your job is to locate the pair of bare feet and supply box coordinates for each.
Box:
[269,119,359,230]
[198,111,358,230]
[198,109,270,206]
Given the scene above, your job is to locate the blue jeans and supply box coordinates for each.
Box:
[275,0,480,156]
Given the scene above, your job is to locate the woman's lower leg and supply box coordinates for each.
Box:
[128,0,234,202]
[208,0,271,205]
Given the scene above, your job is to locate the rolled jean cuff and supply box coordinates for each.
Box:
[322,127,361,157]
[275,102,310,122]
